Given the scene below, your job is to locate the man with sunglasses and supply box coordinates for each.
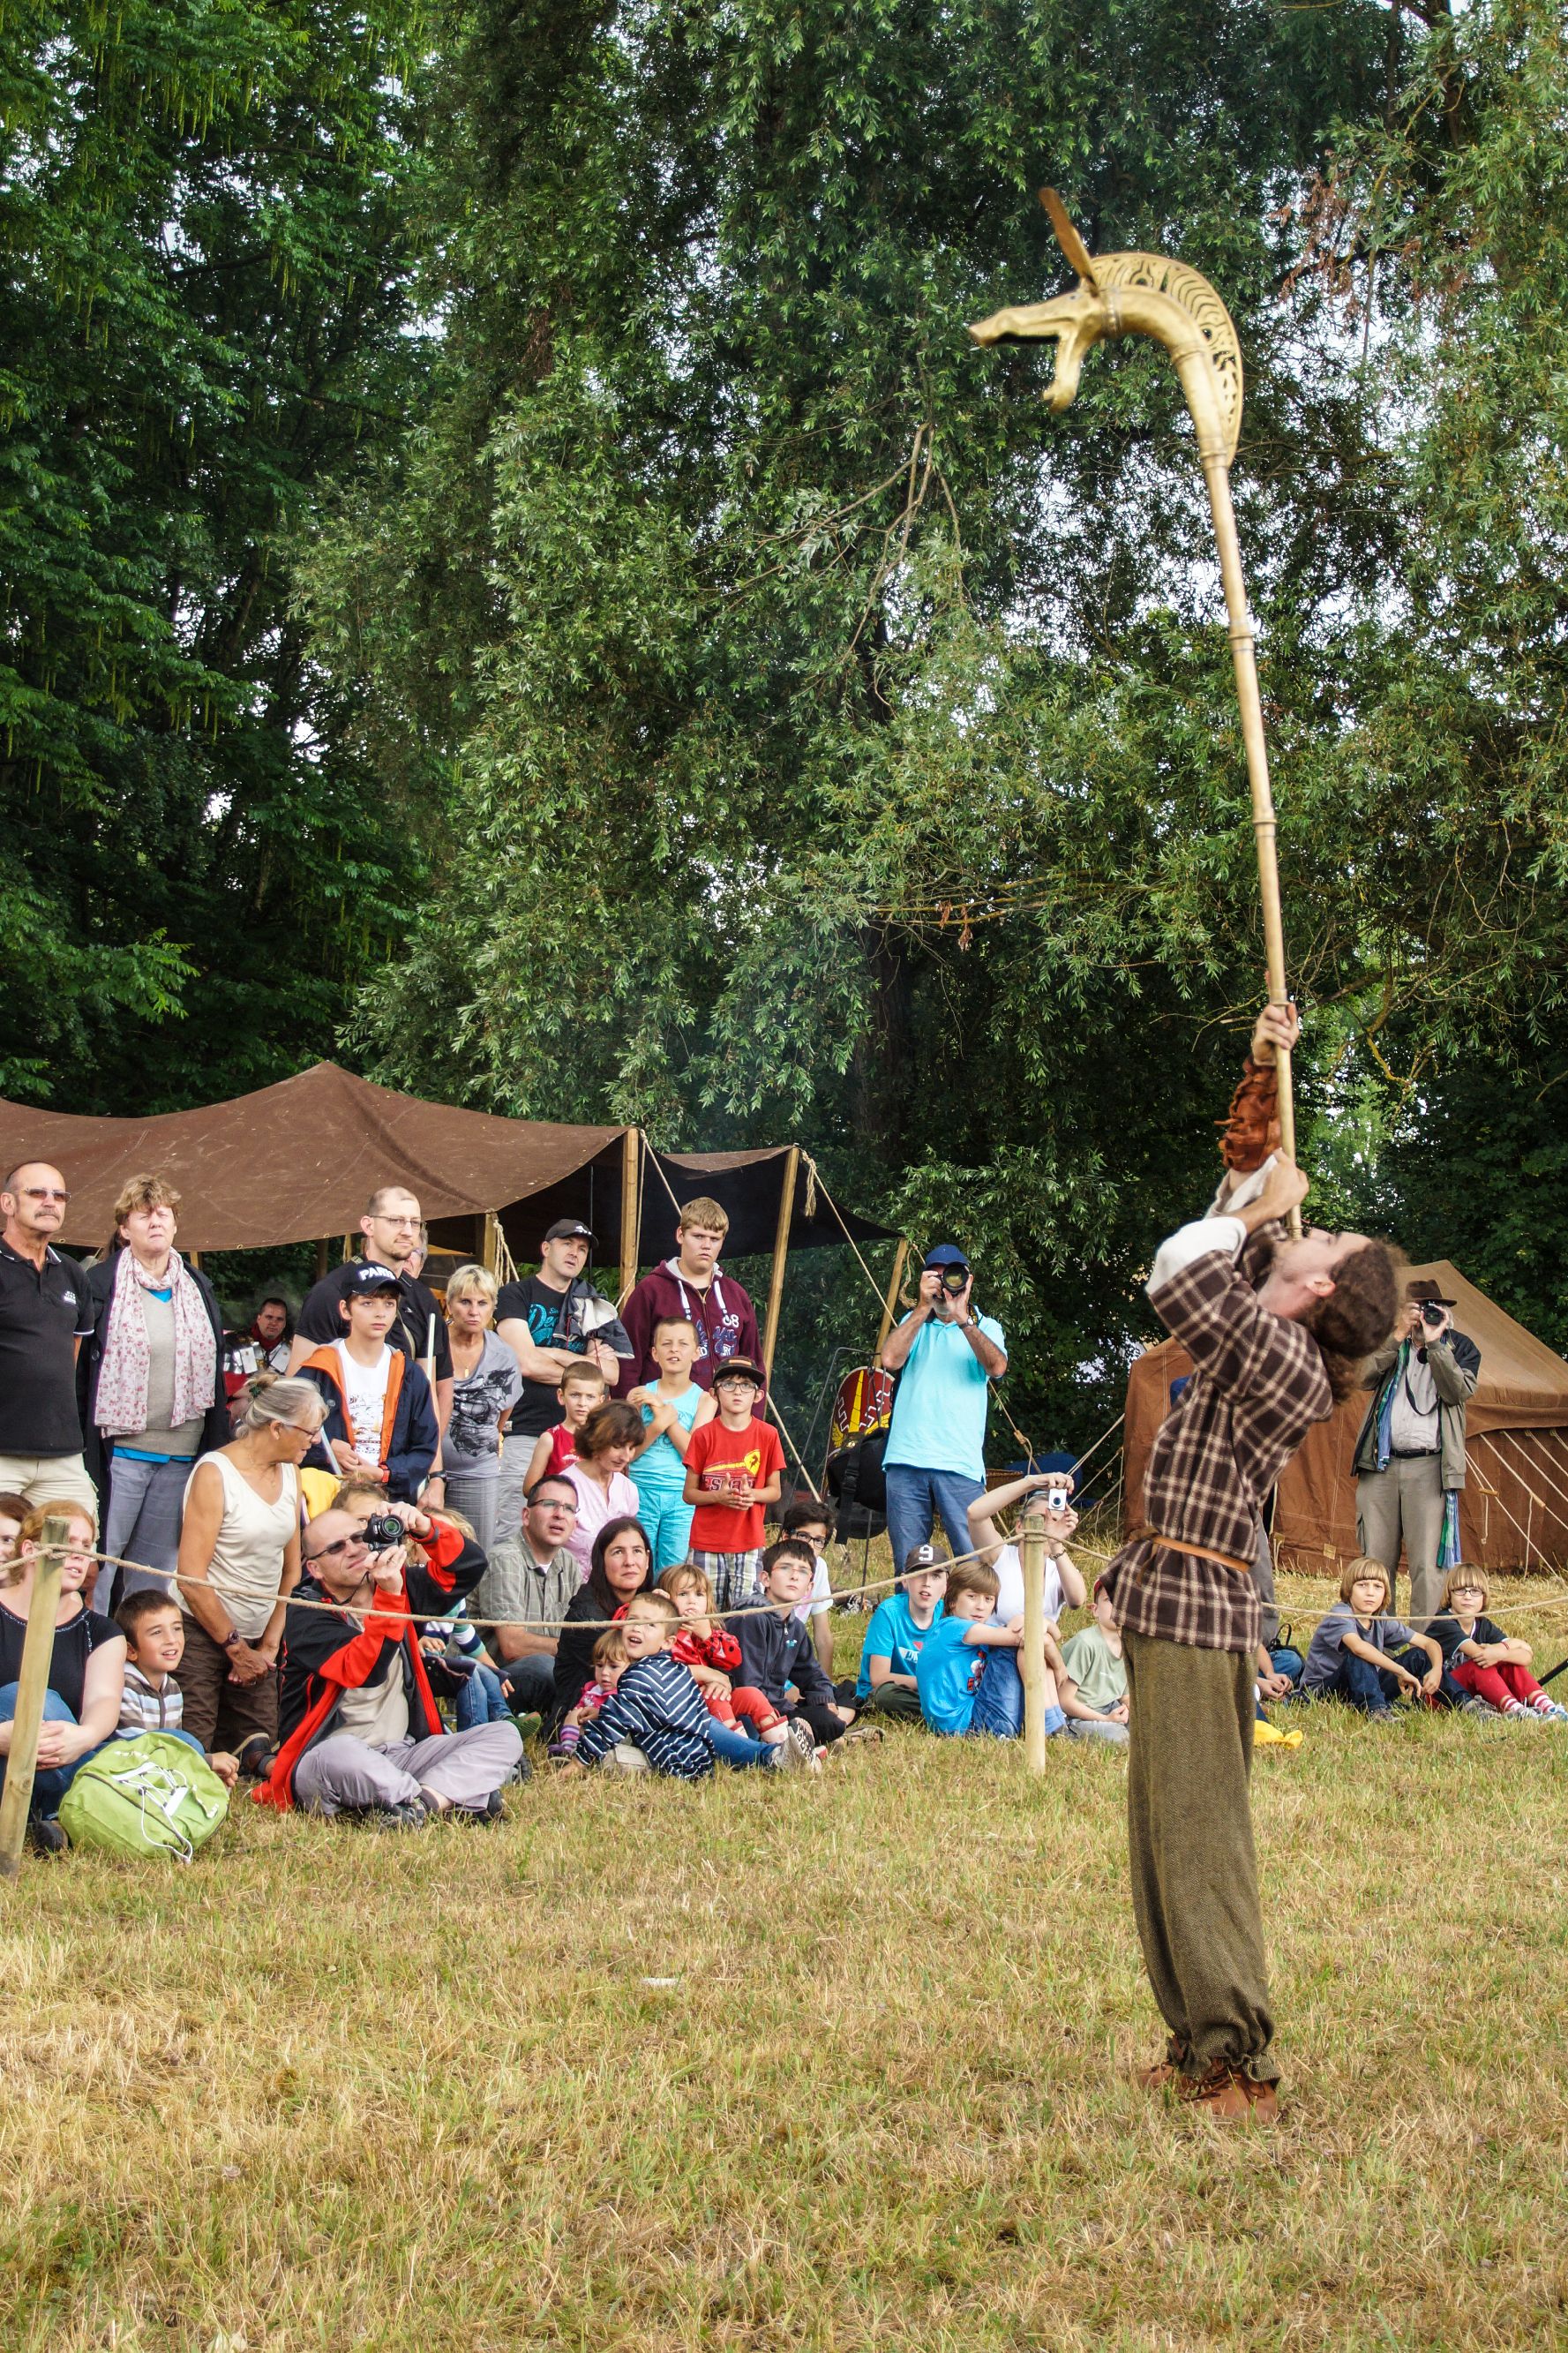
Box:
[257,1497,521,1825]
[0,1162,98,1511]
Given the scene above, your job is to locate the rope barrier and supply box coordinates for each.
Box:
[46,1530,1568,1646]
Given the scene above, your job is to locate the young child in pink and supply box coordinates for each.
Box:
[551,1624,629,1758]
[659,1562,790,1748]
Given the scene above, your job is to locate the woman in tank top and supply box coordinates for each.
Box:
[81,1175,228,1610]
[174,1377,326,1766]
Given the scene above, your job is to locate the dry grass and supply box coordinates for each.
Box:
[4,1569,1568,2352]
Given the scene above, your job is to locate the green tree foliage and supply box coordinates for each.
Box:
[304,0,1407,1439]
[0,0,431,1109]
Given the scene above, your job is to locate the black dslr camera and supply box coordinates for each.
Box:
[938,1264,970,1297]
[1419,1303,1446,1330]
[363,1513,406,1551]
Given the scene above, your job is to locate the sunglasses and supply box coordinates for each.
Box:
[304,1535,359,1563]
[18,1187,70,1203]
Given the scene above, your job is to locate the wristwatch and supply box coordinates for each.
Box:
[221,1628,243,1650]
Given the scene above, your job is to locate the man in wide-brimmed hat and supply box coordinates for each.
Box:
[1353,1276,1481,1628]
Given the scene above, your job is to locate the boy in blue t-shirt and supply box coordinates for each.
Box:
[916,1560,1067,1740]
[851,1544,949,1720]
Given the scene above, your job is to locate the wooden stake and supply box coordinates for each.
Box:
[619,1129,641,1309]
[761,1146,800,1381]
[1022,1519,1047,1776]
[0,1514,71,1881]
[875,1237,909,1360]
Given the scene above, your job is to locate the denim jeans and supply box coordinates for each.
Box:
[969,1643,1024,1739]
[0,1683,113,1817]
[701,1718,777,1770]
[1317,1643,1431,1716]
[454,1662,514,1731]
[883,1465,987,1578]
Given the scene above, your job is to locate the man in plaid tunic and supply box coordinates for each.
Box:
[1106,1005,1400,2121]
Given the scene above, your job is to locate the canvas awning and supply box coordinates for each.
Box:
[0,1064,896,1267]
[1123,1260,1568,1574]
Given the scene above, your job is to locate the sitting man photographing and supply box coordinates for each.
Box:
[258,1499,521,1825]
[469,1473,584,1719]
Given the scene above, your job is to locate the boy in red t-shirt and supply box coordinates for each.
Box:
[681,1358,784,1610]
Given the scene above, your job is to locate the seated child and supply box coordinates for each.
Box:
[524,1357,609,1492]
[724,1537,856,1747]
[776,1497,837,1677]
[849,1543,949,1719]
[659,1562,790,1747]
[113,1590,243,1785]
[1432,1568,1567,1721]
[551,1624,628,1758]
[564,1592,808,1777]
[1058,1577,1130,1744]
[914,1561,1067,1740]
[1299,1558,1444,1715]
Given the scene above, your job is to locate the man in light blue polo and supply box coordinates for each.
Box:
[878,1244,1008,1573]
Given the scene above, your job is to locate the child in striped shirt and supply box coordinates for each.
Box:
[113,1590,242,1785]
[561,1592,811,1778]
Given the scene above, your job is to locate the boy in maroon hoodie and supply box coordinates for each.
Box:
[618,1197,761,1397]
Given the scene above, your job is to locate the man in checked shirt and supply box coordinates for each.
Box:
[1106,1004,1401,2123]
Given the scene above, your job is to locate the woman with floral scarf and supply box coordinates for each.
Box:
[80,1176,227,1609]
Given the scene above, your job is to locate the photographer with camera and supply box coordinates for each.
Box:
[258,1498,521,1823]
[1353,1278,1481,1628]
[878,1244,1008,1574]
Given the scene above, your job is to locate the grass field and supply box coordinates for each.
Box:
[5,1565,1568,2352]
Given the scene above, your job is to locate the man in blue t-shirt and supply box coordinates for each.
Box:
[878,1244,1007,1575]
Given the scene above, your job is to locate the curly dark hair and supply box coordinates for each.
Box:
[1301,1240,1405,1402]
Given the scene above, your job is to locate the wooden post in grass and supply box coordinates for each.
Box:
[619,1128,641,1308]
[761,1147,799,1382]
[1022,1518,1047,1775]
[0,1514,70,1880]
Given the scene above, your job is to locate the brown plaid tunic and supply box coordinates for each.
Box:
[1107,1226,1333,1655]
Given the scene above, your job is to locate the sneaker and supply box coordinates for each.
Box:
[360,1800,431,1831]
[235,1733,274,1779]
[779,1719,818,1770]
[447,1792,505,1824]
[26,1815,69,1855]
[509,1711,544,1744]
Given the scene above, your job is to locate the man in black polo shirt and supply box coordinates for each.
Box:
[0,1162,97,1510]
[289,1185,454,1456]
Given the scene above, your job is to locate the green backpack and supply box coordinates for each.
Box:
[58,1733,229,1861]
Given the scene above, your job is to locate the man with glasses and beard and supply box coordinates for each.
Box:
[0,1162,97,1511]
[289,1185,454,1451]
[257,1498,521,1825]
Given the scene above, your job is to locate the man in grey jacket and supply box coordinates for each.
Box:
[1353,1279,1481,1628]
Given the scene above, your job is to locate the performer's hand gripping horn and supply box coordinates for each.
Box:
[971,190,1302,1233]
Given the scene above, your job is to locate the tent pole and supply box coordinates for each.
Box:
[619,1129,641,1306]
[762,1147,799,1381]
[875,1237,909,1359]
[340,1233,354,1266]
[481,1210,499,1278]
[314,1238,329,1282]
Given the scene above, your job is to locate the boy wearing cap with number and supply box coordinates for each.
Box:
[846,1544,949,1719]
[681,1357,784,1610]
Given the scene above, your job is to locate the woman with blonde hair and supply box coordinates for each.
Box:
[440,1263,521,1553]
[0,1499,125,1849]
[79,1174,227,1610]
[174,1375,325,1768]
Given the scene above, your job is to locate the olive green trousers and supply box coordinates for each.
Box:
[1122,1632,1279,2083]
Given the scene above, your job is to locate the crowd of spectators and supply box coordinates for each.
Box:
[0,1160,1556,1852]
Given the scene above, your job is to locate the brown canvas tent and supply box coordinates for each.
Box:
[0,1064,897,1373]
[1123,1260,1568,1575]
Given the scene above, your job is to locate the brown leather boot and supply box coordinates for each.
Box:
[1178,2062,1280,2123]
